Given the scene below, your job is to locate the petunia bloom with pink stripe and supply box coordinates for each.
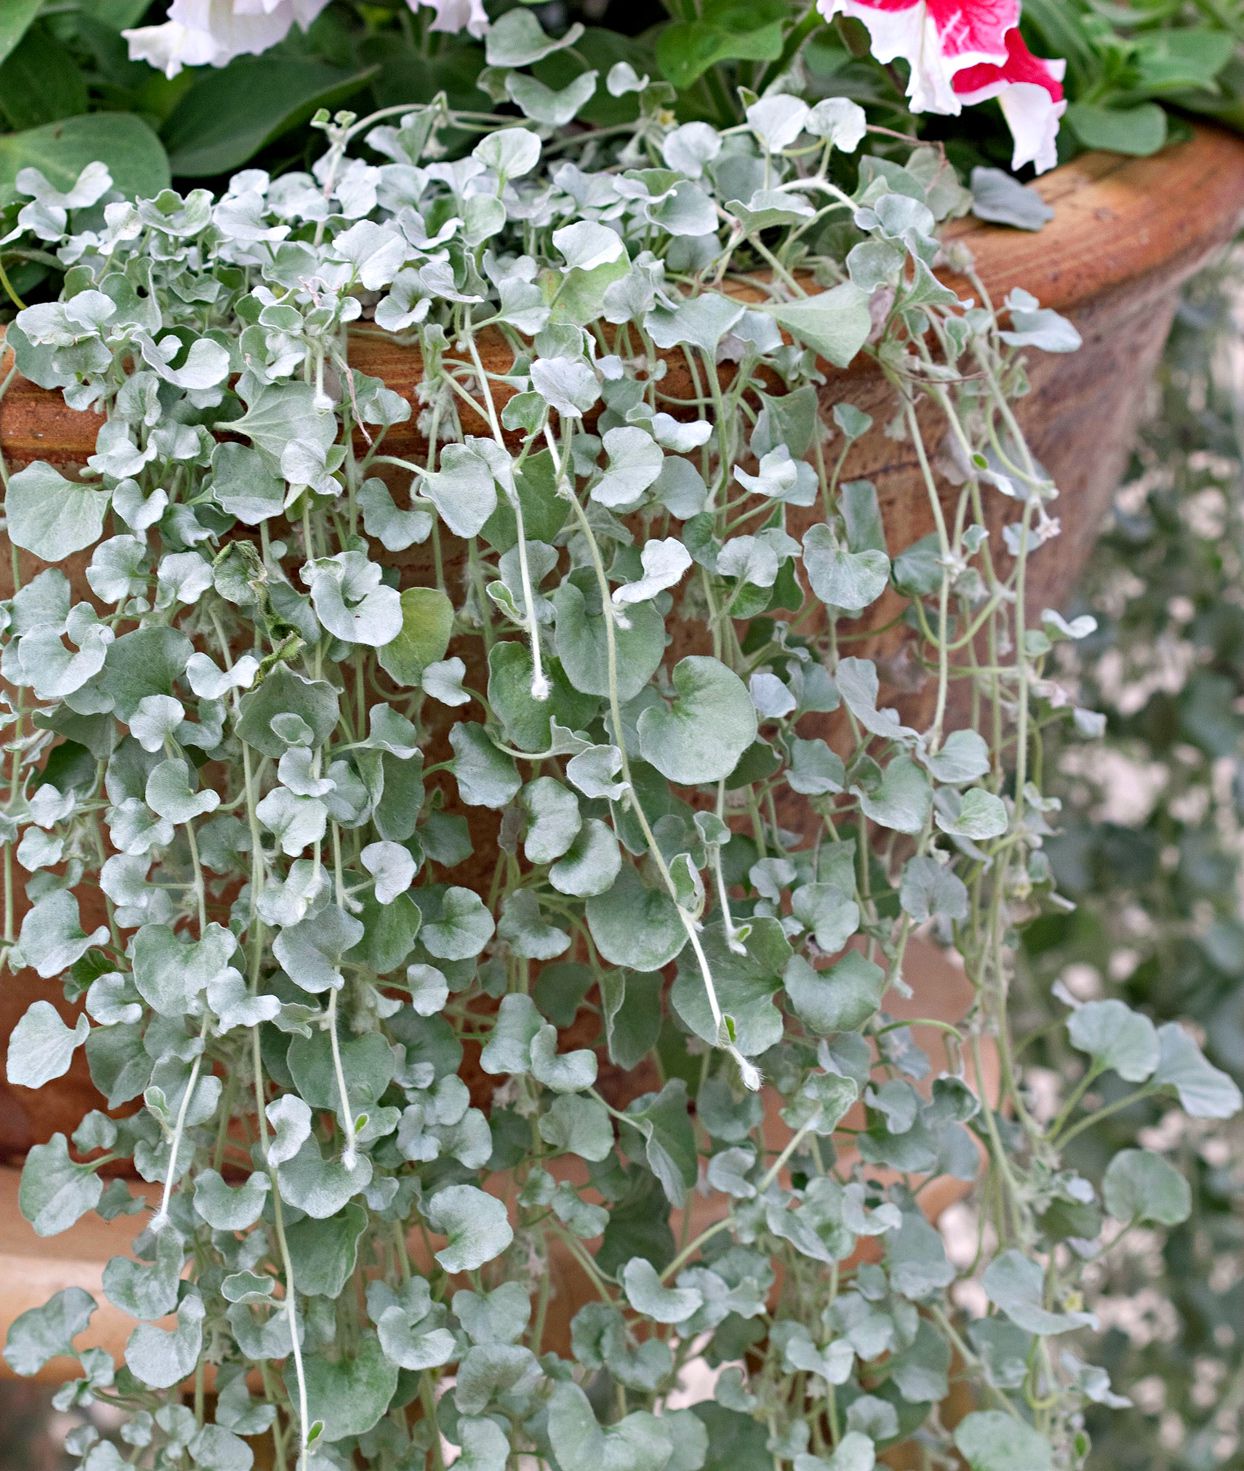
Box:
[818,0,1065,171]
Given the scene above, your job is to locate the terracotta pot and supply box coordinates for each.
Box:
[3,126,1243,1155]
[1,132,1242,1421]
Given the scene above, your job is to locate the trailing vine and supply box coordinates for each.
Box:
[0,25,1239,1471]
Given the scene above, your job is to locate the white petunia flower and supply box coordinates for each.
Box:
[124,0,331,78]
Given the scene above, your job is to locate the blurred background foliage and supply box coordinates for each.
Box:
[1020,255,1244,1470]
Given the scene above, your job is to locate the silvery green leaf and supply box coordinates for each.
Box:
[508,70,598,127]
[549,818,621,898]
[331,220,407,289]
[746,95,810,152]
[16,890,109,979]
[751,672,796,720]
[277,1139,372,1219]
[15,825,64,872]
[999,289,1081,353]
[498,890,571,961]
[186,652,258,701]
[899,857,968,923]
[790,884,860,953]
[108,799,172,856]
[193,1169,270,1231]
[472,126,542,181]
[406,963,449,1016]
[671,919,788,1057]
[103,1227,184,1319]
[360,841,417,905]
[303,551,402,648]
[18,1133,102,1237]
[265,1094,312,1167]
[206,442,284,525]
[136,332,229,390]
[86,535,147,605]
[762,283,872,369]
[806,98,867,150]
[287,1030,395,1116]
[953,1412,1052,1471]
[566,743,627,800]
[538,1093,614,1161]
[547,1380,671,1471]
[888,1214,954,1300]
[530,1024,596,1092]
[621,1257,703,1325]
[377,1300,455,1371]
[112,478,168,532]
[484,10,582,66]
[855,757,931,836]
[835,658,917,743]
[130,695,186,753]
[285,1205,368,1300]
[970,166,1053,231]
[521,777,582,864]
[788,737,846,796]
[237,669,340,758]
[1103,1149,1191,1226]
[145,758,220,824]
[587,865,686,970]
[422,656,471,706]
[296,1337,398,1443]
[645,293,744,353]
[426,1184,513,1273]
[1067,999,1159,1083]
[205,969,280,1032]
[229,381,337,464]
[637,656,757,784]
[651,413,712,452]
[419,885,495,961]
[983,1250,1094,1335]
[452,1417,511,1471]
[156,551,213,608]
[133,922,237,1018]
[936,788,1008,841]
[15,621,112,700]
[554,578,664,700]
[378,585,454,687]
[6,1001,89,1088]
[613,537,692,607]
[358,478,432,553]
[803,525,890,613]
[189,1424,253,1471]
[480,993,542,1076]
[591,426,661,511]
[922,729,991,784]
[530,355,600,417]
[124,1291,205,1390]
[416,443,499,538]
[273,904,364,993]
[735,446,817,505]
[553,220,624,272]
[1151,1022,1242,1118]
[256,788,328,858]
[3,1286,97,1377]
[449,724,520,809]
[5,462,108,561]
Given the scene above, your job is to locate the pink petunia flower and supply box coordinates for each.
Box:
[953,29,1067,174]
[817,0,1020,114]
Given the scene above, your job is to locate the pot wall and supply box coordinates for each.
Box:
[2,128,1243,1153]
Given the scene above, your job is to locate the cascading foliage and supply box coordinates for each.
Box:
[1,15,1240,1471]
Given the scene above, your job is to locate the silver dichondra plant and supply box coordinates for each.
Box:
[2,16,1239,1471]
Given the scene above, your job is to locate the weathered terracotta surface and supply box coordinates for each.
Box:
[2,127,1243,1156]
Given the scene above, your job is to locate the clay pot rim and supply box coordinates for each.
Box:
[3,126,1244,469]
